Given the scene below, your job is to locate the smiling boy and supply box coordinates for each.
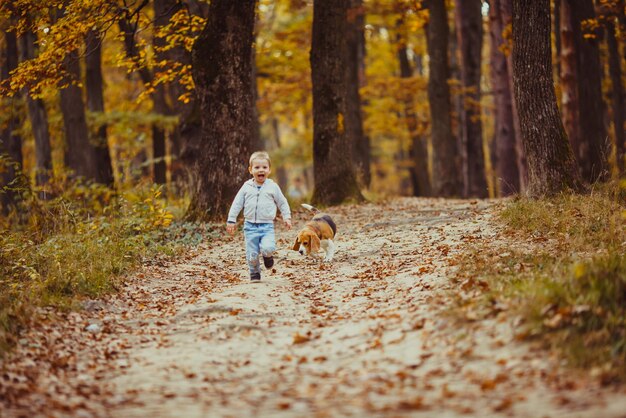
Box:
[226,151,292,281]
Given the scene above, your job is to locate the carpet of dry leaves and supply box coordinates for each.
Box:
[2,198,625,417]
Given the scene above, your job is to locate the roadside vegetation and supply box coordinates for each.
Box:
[0,180,212,355]
[455,181,626,382]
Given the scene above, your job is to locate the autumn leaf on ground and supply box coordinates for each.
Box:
[293,333,310,344]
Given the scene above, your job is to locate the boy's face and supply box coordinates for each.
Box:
[249,158,271,184]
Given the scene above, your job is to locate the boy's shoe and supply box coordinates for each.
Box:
[250,272,261,281]
[263,256,274,269]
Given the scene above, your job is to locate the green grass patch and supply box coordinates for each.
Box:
[455,182,626,382]
[0,184,215,355]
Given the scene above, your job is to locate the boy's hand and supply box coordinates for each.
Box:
[284,219,292,230]
[226,223,236,235]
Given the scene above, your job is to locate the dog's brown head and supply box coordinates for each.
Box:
[292,228,321,256]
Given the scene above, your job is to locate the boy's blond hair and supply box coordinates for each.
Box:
[249,151,271,167]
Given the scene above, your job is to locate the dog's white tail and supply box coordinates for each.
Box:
[301,203,319,213]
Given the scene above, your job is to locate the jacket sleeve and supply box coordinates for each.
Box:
[227,185,246,223]
[273,184,291,220]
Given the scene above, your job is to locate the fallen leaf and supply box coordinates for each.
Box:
[293,333,310,344]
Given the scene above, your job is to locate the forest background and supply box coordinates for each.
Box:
[3,0,623,208]
[0,0,625,376]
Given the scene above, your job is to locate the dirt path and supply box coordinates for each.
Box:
[2,198,625,417]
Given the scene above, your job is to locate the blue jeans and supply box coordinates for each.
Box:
[243,222,276,275]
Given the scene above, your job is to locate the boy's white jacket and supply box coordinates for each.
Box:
[227,178,291,224]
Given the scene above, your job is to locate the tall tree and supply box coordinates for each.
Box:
[448,15,463,176]
[424,0,461,197]
[346,0,370,188]
[553,0,561,76]
[500,0,527,191]
[85,29,114,185]
[161,1,198,189]
[559,0,580,174]
[310,0,363,205]
[250,11,262,154]
[59,49,99,182]
[454,0,487,198]
[152,0,174,185]
[488,0,519,195]
[397,23,431,197]
[187,0,257,220]
[512,0,581,197]
[564,0,608,182]
[19,30,52,198]
[602,5,625,173]
[49,8,101,183]
[268,118,288,188]
[1,29,23,215]
[118,1,169,186]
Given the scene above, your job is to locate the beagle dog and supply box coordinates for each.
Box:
[292,204,337,262]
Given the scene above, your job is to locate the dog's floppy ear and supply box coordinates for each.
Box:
[310,234,321,253]
[292,236,301,251]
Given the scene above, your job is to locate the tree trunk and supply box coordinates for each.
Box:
[512,0,582,197]
[85,29,114,186]
[559,0,580,172]
[424,0,462,197]
[118,18,152,85]
[179,98,202,194]
[119,10,168,185]
[152,0,175,185]
[155,0,200,190]
[397,39,431,197]
[188,0,257,220]
[448,18,464,182]
[553,0,561,77]
[250,14,263,154]
[19,30,52,198]
[565,0,608,182]
[149,85,167,185]
[310,0,363,205]
[489,0,520,196]
[1,30,23,215]
[454,0,488,198]
[605,18,625,174]
[60,50,99,182]
[347,0,370,188]
[269,118,289,189]
[188,0,209,18]
[500,0,527,191]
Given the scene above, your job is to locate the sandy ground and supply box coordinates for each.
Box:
[2,198,625,417]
